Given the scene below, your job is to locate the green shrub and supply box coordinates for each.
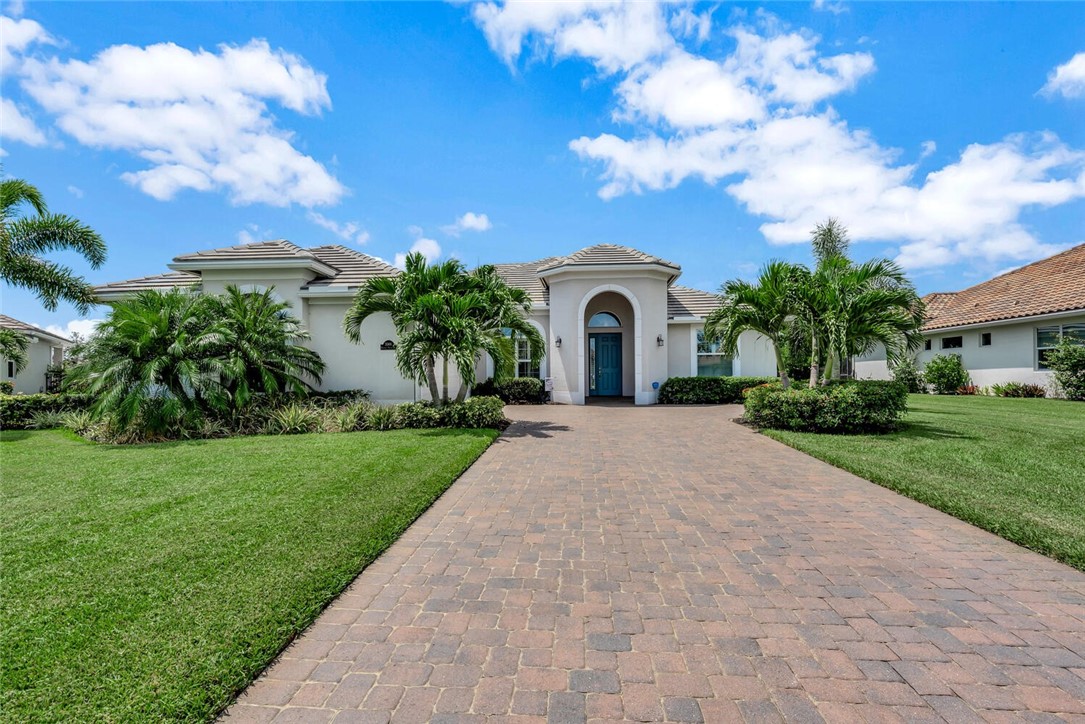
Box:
[61,410,96,436]
[445,396,506,429]
[1,393,93,430]
[308,389,371,407]
[1047,339,1085,401]
[27,410,66,429]
[473,377,545,404]
[396,402,446,429]
[264,404,321,435]
[744,380,909,433]
[330,402,371,432]
[657,376,777,404]
[991,382,1047,398]
[0,381,13,394]
[923,354,970,394]
[890,357,925,393]
[365,405,400,431]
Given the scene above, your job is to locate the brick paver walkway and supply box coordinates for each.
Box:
[223,405,1085,723]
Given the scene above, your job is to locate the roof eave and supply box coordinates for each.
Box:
[169,258,339,277]
[923,307,1085,334]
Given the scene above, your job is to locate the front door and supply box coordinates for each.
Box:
[590,333,622,396]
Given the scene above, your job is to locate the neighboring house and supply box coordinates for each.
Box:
[855,243,1085,389]
[0,315,71,394]
[94,241,777,404]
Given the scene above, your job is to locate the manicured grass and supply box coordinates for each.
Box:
[1,428,496,722]
[762,395,1085,571]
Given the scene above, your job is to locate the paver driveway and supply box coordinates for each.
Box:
[224,405,1085,723]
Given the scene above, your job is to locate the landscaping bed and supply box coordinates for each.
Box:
[0,427,497,721]
[762,395,1085,570]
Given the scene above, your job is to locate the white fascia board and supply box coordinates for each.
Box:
[168,258,339,277]
[300,286,356,298]
[537,263,680,281]
[924,308,1085,334]
[667,316,702,324]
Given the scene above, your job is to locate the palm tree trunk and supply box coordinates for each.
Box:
[809,332,820,386]
[455,382,469,403]
[424,357,440,403]
[821,349,835,384]
[773,344,791,390]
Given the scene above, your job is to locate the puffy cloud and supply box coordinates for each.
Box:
[442,211,492,236]
[43,318,102,340]
[394,227,441,268]
[307,210,370,245]
[0,14,52,69]
[0,97,46,146]
[1041,51,1085,99]
[476,2,1085,270]
[237,223,274,245]
[11,23,344,207]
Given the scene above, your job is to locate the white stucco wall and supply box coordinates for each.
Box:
[2,337,65,394]
[667,323,694,377]
[199,269,314,326]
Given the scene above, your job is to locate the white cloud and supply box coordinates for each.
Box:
[812,0,847,15]
[9,22,344,207]
[442,211,493,236]
[1041,51,1085,99]
[43,318,102,340]
[237,223,274,245]
[306,210,369,245]
[67,184,83,198]
[0,15,52,69]
[476,3,1085,271]
[393,228,442,269]
[0,96,46,146]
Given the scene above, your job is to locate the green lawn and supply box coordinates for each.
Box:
[763,395,1085,571]
[1,428,496,722]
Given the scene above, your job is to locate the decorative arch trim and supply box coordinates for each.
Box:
[576,284,642,405]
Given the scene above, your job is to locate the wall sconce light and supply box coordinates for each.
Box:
[657,334,665,347]
[555,336,562,348]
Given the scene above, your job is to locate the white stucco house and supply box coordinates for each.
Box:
[94,241,778,404]
[855,243,1085,389]
[0,315,71,394]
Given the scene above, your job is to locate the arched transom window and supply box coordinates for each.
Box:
[588,311,621,328]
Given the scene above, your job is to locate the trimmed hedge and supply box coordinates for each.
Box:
[744,380,908,433]
[1,393,93,430]
[657,376,777,405]
[473,377,546,404]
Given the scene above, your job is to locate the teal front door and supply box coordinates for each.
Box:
[590,333,622,396]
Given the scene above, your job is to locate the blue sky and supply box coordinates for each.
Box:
[2,1,1083,337]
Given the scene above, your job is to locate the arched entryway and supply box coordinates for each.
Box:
[576,285,642,402]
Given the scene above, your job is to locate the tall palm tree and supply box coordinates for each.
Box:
[804,217,850,384]
[0,328,29,375]
[207,286,326,409]
[1,177,107,313]
[66,289,223,430]
[704,261,801,389]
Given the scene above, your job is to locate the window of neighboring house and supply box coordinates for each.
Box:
[980,332,992,347]
[1037,323,1085,370]
[6,360,14,378]
[941,336,963,349]
[924,339,932,351]
[696,330,733,377]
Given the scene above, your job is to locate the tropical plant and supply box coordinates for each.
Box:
[891,356,926,393]
[343,253,542,405]
[365,405,400,431]
[0,328,29,374]
[0,177,107,313]
[264,403,321,435]
[1046,338,1085,401]
[990,382,1047,398]
[923,354,970,394]
[207,285,325,409]
[704,260,801,388]
[804,217,851,384]
[64,289,225,431]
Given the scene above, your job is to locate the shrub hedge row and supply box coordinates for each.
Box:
[1,393,93,430]
[744,380,908,433]
[473,377,546,404]
[657,376,777,404]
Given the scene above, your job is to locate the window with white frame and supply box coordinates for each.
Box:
[502,328,540,378]
[1037,323,1085,370]
[696,329,733,377]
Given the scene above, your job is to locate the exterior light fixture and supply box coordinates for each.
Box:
[657,334,665,347]
[555,336,562,348]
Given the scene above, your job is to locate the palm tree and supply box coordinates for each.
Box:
[813,256,925,381]
[0,328,29,375]
[1,177,107,313]
[804,217,850,384]
[344,253,467,404]
[66,289,223,431]
[704,261,801,389]
[207,286,326,409]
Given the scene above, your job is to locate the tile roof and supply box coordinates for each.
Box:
[305,245,400,288]
[922,243,1085,331]
[538,244,680,273]
[172,239,316,262]
[93,271,201,296]
[0,314,71,343]
[668,285,721,318]
[493,258,561,305]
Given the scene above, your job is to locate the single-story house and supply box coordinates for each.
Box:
[855,243,1085,389]
[94,241,777,404]
[0,315,71,394]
